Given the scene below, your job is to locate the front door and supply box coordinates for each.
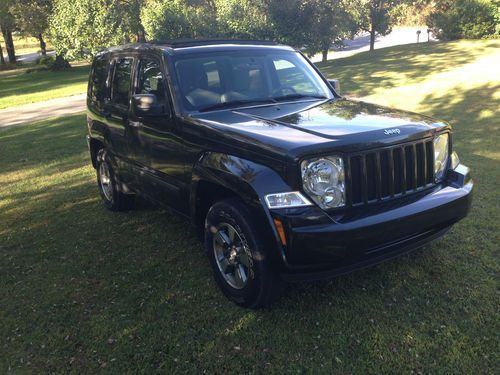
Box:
[128,55,188,212]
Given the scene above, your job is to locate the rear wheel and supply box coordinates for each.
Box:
[204,198,285,308]
[96,148,135,211]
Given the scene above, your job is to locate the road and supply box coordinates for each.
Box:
[311,26,436,61]
[0,94,86,129]
[3,50,55,63]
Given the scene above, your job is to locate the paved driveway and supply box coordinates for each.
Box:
[4,50,56,63]
[0,94,86,129]
[311,26,437,61]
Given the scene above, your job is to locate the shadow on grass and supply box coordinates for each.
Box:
[0,80,499,373]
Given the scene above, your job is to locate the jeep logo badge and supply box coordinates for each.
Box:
[384,128,401,135]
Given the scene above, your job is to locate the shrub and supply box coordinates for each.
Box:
[36,55,55,67]
[427,0,498,40]
[390,3,434,26]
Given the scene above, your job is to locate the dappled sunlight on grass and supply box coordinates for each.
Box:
[320,40,500,98]
[1,40,499,373]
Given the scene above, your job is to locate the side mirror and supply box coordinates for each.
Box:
[328,79,340,93]
[132,94,167,116]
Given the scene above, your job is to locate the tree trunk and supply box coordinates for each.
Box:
[0,42,5,65]
[321,49,328,62]
[52,54,71,70]
[38,33,47,55]
[369,27,376,51]
[1,26,16,63]
[136,24,146,43]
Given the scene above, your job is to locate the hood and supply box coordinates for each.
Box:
[190,98,448,159]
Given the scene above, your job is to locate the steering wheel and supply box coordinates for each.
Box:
[271,86,297,97]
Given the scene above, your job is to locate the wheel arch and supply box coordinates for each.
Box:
[88,137,105,168]
[190,152,292,269]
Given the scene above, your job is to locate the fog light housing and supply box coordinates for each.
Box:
[450,151,460,170]
[264,192,312,209]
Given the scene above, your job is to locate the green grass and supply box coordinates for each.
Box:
[0,64,89,109]
[1,40,499,373]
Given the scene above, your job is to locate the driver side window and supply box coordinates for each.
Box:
[136,58,167,103]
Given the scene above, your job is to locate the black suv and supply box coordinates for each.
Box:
[86,40,473,308]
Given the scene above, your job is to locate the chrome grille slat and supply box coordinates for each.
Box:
[348,139,435,206]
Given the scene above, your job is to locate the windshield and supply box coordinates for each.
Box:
[171,50,333,112]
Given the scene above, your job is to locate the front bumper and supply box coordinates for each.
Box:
[275,164,473,281]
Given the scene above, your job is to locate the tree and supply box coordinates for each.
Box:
[11,0,53,55]
[50,0,127,60]
[303,0,357,61]
[141,0,195,41]
[49,0,149,61]
[215,0,272,39]
[0,41,5,64]
[427,0,498,40]
[141,0,218,41]
[266,0,357,61]
[118,0,147,42]
[350,0,394,51]
[0,0,16,63]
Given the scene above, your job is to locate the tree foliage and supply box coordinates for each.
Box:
[50,0,126,59]
[141,0,218,41]
[215,0,271,39]
[427,0,498,40]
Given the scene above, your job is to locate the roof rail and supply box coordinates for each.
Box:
[149,38,279,48]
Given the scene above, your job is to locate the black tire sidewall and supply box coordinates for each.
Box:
[204,199,273,308]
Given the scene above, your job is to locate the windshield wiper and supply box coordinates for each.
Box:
[271,94,328,102]
[199,98,277,112]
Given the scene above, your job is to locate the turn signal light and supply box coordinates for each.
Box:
[273,218,287,247]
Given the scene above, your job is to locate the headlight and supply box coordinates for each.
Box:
[434,133,449,180]
[301,156,345,209]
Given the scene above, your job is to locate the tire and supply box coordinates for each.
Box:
[96,148,135,211]
[204,198,285,308]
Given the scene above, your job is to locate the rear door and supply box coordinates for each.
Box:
[106,56,135,166]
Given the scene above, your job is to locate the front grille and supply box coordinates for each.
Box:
[347,139,435,206]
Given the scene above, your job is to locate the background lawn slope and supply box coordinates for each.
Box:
[0,64,89,109]
[1,40,499,373]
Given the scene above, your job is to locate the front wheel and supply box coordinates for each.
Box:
[96,148,134,211]
[204,198,285,308]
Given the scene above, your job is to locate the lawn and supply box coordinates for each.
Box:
[0,64,89,109]
[1,40,499,373]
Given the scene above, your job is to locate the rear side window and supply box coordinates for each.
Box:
[111,58,133,107]
[89,56,109,106]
